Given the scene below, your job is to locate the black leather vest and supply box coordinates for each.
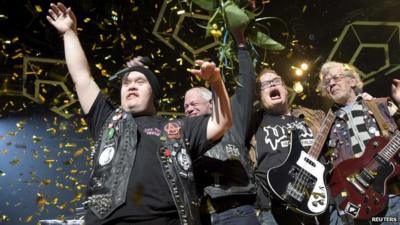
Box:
[85,111,200,224]
[84,108,138,219]
[158,119,201,225]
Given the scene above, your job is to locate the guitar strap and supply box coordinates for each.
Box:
[365,98,398,138]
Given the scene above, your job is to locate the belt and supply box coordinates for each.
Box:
[207,195,256,213]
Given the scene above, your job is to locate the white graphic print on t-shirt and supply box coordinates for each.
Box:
[262,120,313,151]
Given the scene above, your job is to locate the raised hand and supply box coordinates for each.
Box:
[392,79,400,105]
[126,56,144,67]
[46,2,77,34]
[191,60,222,83]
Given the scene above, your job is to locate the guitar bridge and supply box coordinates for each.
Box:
[355,174,369,188]
[286,182,304,203]
[346,176,366,194]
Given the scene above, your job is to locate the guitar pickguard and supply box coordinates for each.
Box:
[267,132,328,215]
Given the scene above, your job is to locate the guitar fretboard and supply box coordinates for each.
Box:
[308,110,336,159]
[379,130,400,161]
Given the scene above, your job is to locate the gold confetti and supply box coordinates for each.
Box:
[10,159,20,165]
[1,148,8,155]
[83,17,91,23]
[64,159,74,166]
[76,126,87,133]
[51,197,59,205]
[16,120,26,130]
[44,159,56,168]
[56,181,65,190]
[25,215,33,222]
[95,63,103,70]
[73,148,85,158]
[46,127,57,135]
[34,5,42,12]
[65,143,77,148]
[57,202,66,210]
[0,214,10,222]
[32,135,42,143]
[42,146,51,153]
[7,131,16,136]
[36,193,49,208]
[59,122,68,131]
[32,151,39,159]
[40,179,52,186]
[130,34,137,40]
[70,193,82,203]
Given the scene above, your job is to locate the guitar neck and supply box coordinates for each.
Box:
[380,130,400,161]
[308,110,336,159]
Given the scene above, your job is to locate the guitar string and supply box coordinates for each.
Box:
[291,111,334,209]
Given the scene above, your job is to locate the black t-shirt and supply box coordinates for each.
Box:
[84,93,211,225]
[254,112,314,208]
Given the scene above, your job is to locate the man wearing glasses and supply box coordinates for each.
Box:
[318,61,400,225]
[250,68,329,225]
[183,25,260,225]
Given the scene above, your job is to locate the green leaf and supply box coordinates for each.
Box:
[248,31,285,51]
[223,1,249,33]
[192,0,217,12]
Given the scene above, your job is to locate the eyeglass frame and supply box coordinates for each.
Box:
[260,77,284,90]
[321,73,352,89]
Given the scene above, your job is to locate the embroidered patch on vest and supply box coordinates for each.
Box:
[164,122,182,139]
[225,144,240,158]
[98,146,115,166]
[177,148,191,171]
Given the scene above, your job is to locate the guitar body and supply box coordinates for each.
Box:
[267,132,328,215]
[329,136,400,220]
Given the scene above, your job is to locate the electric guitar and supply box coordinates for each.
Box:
[266,110,335,216]
[329,130,400,220]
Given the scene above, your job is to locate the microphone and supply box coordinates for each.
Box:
[109,56,152,81]
[139,56,151,66]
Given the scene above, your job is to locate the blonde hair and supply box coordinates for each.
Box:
[318,61,363,96]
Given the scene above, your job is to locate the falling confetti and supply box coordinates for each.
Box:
[9,159,20,165]
[32,135,42,143]
[36,193,49,209]
[44,159,56,168]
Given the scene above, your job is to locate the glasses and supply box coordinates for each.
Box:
[321,73,349,88]
[260,78,283,90]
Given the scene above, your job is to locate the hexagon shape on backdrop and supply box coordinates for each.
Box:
[327,21,400,87]
[22,56,77,119]
[153,0,219,65]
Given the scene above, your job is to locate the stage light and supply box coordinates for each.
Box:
[293,81,304,93]
[300,63,308,71]
[295,68,303,76]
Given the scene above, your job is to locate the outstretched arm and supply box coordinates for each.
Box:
[231,28,256,139]
[191,61,232,141]
[47,2,100,114]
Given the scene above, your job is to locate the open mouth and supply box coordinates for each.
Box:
[270,89,281,100]
[127,92,138,99]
